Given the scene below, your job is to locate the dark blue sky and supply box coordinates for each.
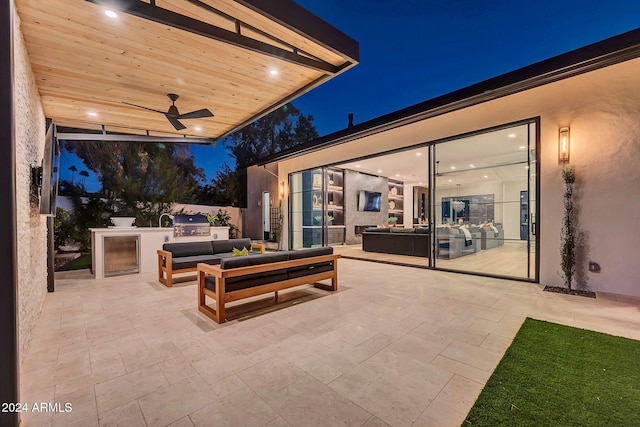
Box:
[60,0,640,192]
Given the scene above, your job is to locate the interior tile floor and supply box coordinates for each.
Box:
[334,241,533,278]
[20,259,640,427]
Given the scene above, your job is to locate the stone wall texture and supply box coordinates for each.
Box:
[13,7,47,364]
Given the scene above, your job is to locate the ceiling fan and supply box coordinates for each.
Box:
[123,93,213,131]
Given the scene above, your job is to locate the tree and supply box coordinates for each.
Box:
[68,165,78,185]
[225,103,319,170]
[222,103,319,206]
[197,163,240,207]
[79,170,89,188]
[560,166,577,290]
[63,141,205,226]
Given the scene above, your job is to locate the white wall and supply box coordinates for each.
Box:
[502,181,526,240]
[274,57,640,297]
[13,6,47,364]
[403,183,414,227]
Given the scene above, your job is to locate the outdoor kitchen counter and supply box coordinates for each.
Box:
[90,227,230,279]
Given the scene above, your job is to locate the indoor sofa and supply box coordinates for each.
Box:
[157,238,265,287]
[197,246,339,323]
[435,226,480,259]
[471,224,505,250]
[362,227,430,257]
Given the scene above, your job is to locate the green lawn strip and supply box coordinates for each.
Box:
[464,318,640,426]
[57,253,92,271]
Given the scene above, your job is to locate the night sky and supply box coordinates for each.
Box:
[60,0,640,192]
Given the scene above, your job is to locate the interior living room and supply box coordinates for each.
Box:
[285,120,536,280]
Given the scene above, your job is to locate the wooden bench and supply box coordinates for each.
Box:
[197,247,339,323]
[157,239,265,287]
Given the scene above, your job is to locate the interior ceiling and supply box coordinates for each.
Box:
[336,124,534,187]
[15,0,357,141]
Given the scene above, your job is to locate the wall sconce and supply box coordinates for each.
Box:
[558,126,570,162]
[280,181,285,197]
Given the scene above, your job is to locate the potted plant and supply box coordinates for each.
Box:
[313,215,334,226]
[388,216,398,227]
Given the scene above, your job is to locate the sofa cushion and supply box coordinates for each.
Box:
[172,254,222,270]
[163,241,214,257]
[220,252,289,269]
[212,238,252,254]
[204,270,289,293]
[287,261,334,279]
[390,227,414,233]
[286,246,333,260]
[365,227,389,233]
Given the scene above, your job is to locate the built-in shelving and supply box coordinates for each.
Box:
[388,179,404,224]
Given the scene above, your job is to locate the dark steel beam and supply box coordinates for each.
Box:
[57,132,216,145]
[237,0,360,63]
[85,0,340,74]
[0,0,20,425]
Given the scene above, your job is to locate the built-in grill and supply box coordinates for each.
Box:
[173,214,211,237]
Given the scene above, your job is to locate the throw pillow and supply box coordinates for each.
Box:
[232,247,248,257]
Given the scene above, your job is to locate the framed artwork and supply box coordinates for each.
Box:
[312,193,322,208]
[312,173,322,188]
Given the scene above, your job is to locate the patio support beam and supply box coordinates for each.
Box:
[85,0,341,74]
[57,132,216,145]
[0,0,20,425]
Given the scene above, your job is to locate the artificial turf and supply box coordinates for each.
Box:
[463,318,640,426]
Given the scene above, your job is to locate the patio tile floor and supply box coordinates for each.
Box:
[20,259,640,427]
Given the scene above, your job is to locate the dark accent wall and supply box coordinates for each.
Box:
[344,169,388,244]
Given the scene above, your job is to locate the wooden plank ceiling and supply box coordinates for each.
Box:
[15,0,358,140]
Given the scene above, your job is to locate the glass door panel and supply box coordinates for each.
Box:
[289,168,324,249]
[432,123,534,279]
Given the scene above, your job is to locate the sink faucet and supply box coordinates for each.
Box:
[159,213,174,228]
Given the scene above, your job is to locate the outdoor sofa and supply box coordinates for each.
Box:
[197,246,339,323]
[157,238,265,287]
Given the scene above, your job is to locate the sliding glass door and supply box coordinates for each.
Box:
[431,121,537,280]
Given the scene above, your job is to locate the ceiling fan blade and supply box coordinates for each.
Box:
[165,114,187,131]
[177,109,214,119]
[122,101,166,114]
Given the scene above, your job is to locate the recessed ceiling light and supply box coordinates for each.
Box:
[377,169,382,173]
[519,146,526,150]
[469,164,475,168]
[355,164,361,168]
[450,166,456,170]
[87,112,97,117]
[105,10,118,18]
[524,166,529,170]
[483,175,488,179]
[269,69,279,75]
[508,133,516,138]
[395,174,400,177]
[416,152,422,156]
[448,179,452,183]
[418,182,422,185]
[194,126,202,131]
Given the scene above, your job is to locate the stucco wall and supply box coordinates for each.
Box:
[13,7,47,364]
[274,57,640,297]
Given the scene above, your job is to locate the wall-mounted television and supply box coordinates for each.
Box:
[39,122,59,216]
[358,190,381,212]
